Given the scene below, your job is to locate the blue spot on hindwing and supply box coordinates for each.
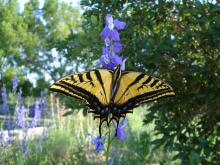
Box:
[97,106,101,112]
[123,106,127,111]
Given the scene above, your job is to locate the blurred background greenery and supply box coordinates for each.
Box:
[0,0,219,164]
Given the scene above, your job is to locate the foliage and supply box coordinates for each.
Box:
[0,0,81,95]
[76,0,220,164]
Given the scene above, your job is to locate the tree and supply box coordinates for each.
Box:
[76,0,220,164]
[0,0,81,95]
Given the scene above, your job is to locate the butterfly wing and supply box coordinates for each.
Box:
[50,69,112,134]
[111,71,175,123]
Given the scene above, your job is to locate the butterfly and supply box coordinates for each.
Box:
[50,65,175,136]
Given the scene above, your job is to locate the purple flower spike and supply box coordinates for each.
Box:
[31,101,41,128]
[114,19,126,30]
[100,14,127,70]
[100,48,110,65]
[12,76,18,92]
[105,14,114,30]
[116,119,128,141]
[7,119,13,144]
[1,87,7,102]
[113,42,122,53]
[91,136,105,154]
[100,53,123,70]
[112,54,123,65]
[17,90,23,107]
[15,105,26,129]
[104,37,111,47]
[1,87,9,115]
[101,28,120,41]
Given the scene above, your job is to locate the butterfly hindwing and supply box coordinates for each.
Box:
[50,69,113,131]
[111,71,175,123]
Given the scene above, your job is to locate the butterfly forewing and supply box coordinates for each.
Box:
[50,69,112,114]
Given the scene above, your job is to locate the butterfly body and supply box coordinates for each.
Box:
[50,65,175,136]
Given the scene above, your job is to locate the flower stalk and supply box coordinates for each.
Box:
[105,125,111,165]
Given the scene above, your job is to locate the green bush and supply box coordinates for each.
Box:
[77,1,220,164]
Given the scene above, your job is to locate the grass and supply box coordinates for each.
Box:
[0,105,178,165]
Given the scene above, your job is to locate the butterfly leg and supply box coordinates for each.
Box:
[99,121,102,137]
[114,120,119,136]
[99,118,108,137]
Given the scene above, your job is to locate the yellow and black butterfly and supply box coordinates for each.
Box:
[50,65,175,136]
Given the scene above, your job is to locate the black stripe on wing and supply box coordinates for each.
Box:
[94,70,108,103]
[116,87,174,109]
[110,87,175,124]
[113,73,146,102]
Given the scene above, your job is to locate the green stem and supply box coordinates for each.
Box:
[106,125,111,165]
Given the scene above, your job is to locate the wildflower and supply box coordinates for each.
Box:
[101,27,120,41]
[30,101,41,128]
[100,14,126,70]
[116,119,128,141]
[92,136,105,154]
[88,133,105,154]
[40,90,46,112]
[108,159,114,165]
[1,87,9,115]
[17,89,23,108]
[19,128,29,158]
[6,118,13,144]
[15,105,26,129]
[101,14,126,41]
[100,48,123,70]
[113,19,126,30]
[12,76,18,92]
[113,42,122,53]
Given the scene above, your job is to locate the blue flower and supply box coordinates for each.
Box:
[12,76,18,92]
[17,89,24,108]
[30,101,41,128]
[101,27,120,41]
[113,19,126,30]
[92,136,105,154]
[88,133,106,154]
[100,52,123,70]
[40,90,46,111]
[101,14,124,41]
[1,87,9,115]
[108,159,114,165]
[105,14,114,30]
[15,105,26,129]
[113,42,122,53]
[116,119,128,141]
[100,14,127,70]
[6,119,13,144]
